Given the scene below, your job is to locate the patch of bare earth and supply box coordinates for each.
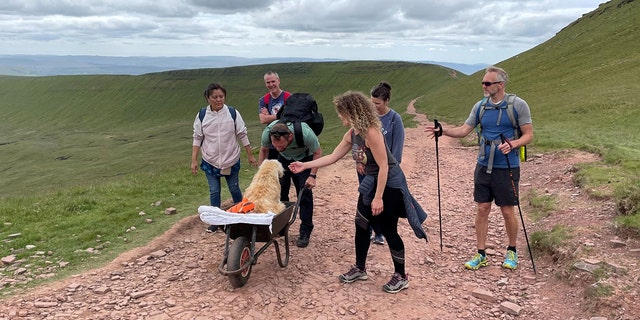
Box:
[1,100,638,320]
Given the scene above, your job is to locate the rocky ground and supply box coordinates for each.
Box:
[1,103,638,320]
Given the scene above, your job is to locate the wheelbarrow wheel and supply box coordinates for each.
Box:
[227,236,252,288]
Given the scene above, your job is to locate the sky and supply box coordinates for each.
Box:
[0,0,605,65]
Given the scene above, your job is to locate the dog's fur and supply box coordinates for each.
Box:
[245,159,286,214]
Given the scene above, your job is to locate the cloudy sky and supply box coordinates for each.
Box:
[0,0,604,64]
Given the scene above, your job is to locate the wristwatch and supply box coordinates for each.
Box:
[309,174,317,179]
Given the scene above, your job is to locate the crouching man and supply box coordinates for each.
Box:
[259,121,321,248]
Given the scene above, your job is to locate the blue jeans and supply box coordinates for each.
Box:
[202,160,243,207]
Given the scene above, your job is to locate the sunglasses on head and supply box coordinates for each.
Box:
[269,130,290,138]
[482,81,502,86]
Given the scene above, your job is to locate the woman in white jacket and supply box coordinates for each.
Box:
[191,83,257,231]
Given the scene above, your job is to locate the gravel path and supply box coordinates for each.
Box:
[1,101,638,320]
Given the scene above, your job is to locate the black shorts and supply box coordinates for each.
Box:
[473,164,519,206]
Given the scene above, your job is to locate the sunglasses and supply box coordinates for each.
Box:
[269,130,290,138]
[482,81,502,86]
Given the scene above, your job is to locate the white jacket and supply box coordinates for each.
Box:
[192,104,250,170]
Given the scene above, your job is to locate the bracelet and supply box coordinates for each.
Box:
[309,173,317,179]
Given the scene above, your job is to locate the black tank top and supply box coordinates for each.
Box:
[351,129,397,176]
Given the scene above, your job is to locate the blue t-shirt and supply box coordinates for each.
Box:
[464,95,532,168]
[258,91,289,116]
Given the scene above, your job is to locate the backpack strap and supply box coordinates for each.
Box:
[264,91,291,108]
[292,121,305,148]
[198,107,207,123]
[228,106,237,123]
[504,94,519,139]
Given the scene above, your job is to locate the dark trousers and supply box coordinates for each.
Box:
[277,155,314,236]
[357,173,382,237]
[269,147,293,201]
[354,187,405,275]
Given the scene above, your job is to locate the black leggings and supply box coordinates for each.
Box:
[354,187,405,275]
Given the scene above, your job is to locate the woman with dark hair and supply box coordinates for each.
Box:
[191,83,257,232]
[289,91,427,294]
[366,81,405,245]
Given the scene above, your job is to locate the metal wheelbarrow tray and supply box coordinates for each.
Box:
[214,190,304,288]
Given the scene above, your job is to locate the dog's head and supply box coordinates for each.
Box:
[259,159,284,178]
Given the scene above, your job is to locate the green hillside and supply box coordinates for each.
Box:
[0,62,458,198]
[416,0,639,205]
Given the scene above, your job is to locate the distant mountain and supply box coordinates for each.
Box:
[422,61,489,75]
[0,55,487,76]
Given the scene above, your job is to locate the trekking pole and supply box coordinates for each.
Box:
[500,134,537,274]
[434,119,443,252]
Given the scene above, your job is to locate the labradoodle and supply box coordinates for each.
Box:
[245,159,286,214]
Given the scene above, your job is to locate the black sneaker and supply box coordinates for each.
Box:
[206,225,224,233]
[296,233,310,247]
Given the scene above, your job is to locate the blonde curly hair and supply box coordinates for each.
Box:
[333,91,381,139]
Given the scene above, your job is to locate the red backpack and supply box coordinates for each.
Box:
[263,91,291,106]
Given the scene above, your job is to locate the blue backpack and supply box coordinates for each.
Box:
[475,94,527,163]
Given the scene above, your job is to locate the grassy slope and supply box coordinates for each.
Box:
[0,62,458,293]
[414,0,640,198]
[0,62,457,198]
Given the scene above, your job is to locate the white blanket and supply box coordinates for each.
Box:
[198,205,277,233]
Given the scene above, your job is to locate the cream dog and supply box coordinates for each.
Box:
[245,159,286,214]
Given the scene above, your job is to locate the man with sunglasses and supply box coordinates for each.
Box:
[425,66,533,271]
[258,121,322,247]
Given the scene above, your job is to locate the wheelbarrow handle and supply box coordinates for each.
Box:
[289,186,308,226]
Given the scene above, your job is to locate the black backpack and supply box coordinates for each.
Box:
[276,93,324,147]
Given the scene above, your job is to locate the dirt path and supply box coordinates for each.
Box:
[1,101,638,320]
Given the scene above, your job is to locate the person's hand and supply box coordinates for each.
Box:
[305,176,316,189]
[190,161,198,175]
[248,155,258,167]
[425,122,443,139]
[260,107,269,115]
[288,161,306,173]
[371,198,384,216]
[498,142,513,154]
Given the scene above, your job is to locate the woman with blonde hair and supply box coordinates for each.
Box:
[289,91,427,294]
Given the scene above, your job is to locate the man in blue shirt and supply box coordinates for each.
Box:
[426,66,533,271]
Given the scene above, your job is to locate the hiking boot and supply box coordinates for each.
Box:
[372,234,385,245]
[206,225,220,233]
[382,272,409,293]
[502,250,518,270]
[464,253,488,270]
[296,233,310,248]
[338,265,368,283]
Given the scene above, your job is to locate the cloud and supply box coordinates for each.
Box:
[0,0,603,64]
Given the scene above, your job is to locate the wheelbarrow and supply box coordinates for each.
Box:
[215,188,305,287]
